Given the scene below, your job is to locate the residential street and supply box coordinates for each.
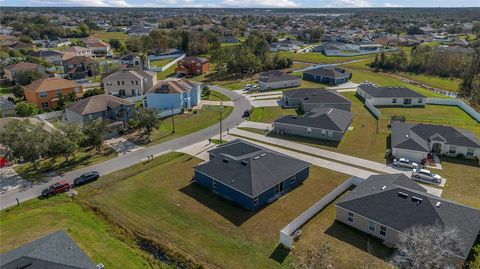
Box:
[0,86,251,210]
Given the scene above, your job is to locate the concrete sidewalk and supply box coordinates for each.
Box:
[201,100,234,106]
[238,121,273,130]
[177,140,217,161]
[230,128,404,175]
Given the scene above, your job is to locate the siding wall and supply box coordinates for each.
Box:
[273,122,345,142]
[259,79,301,91]
[145,93,182,111]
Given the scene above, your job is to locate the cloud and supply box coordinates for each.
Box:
[332,0,372,7]
[221,0,299,7]
[383,2,404,7]
[27,0,133,7]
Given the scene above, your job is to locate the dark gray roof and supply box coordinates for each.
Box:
[358,83,425,98]
[283,88,351,105]
[337,174,480,258]
[259,70,300,83]
[391,121,480,151]
[274,107,352,132]
[304,67,351,79]
[30,50,63,58]
[194,139,310,197]
[0,96,16,110]
[0,230,97,269]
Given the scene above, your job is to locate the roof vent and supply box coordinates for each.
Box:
[398,191,409,198]
[260,153,267,157]
[381,185,387,190]
[435,201,441,207]
[241,160,248,166]
[222,158,229,163]
[254,156,261,160]
[412,196,423,205]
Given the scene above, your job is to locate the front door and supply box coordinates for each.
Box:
[119,89,126,97]
[432,143,442,153]
[275,182,284,194]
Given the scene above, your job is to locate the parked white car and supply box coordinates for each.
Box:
[411,169,442,183]
[393,158,419,169]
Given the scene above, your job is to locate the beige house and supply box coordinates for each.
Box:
[102,70,157,97]
[86,39,112,55]
[63,46,92,59]
[336,174,480,264]
[3,62,45,82]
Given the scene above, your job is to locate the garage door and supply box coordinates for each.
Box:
[393,148,427,162]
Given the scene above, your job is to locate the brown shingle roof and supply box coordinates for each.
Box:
[66,94,132,116]
[4,62,42,72]
[24,78,81,93]
[63,56,96,65]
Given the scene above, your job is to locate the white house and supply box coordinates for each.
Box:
[356,82,426,107]
[258,70,301,91]
[103,70,157,97]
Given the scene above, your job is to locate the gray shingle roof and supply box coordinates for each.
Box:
[259,70,300,83]
[274,107,353,132]
[303,67,351,79]
[391,121,480,151]
[358,83,425,98]
[0,230,97,269]
[0,96,15,110]
[194,139,310,197]
[66,94,133,116]
[283,88,351,106]
[337,174,480,258]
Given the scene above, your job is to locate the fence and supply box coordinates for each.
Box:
[426,98,480,122]
[279,176,364,249]
[149,54,185,72]
[364,99,381,119]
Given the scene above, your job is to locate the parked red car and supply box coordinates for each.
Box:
[41,181,71,197]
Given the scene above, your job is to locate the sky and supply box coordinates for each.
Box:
[0,0,479,8]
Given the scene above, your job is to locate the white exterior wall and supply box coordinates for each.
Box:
[392,148,428,162]
[442,144,480,159]
[369,97,425,106]
[259,79,301,91]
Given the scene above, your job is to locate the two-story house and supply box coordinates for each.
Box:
[3,62,45,82]
[102,70,157,97]
[145,78,201,117]
[62,56,99,80]
[175,56,209,76]
[66,94,134,138]
[63,46,92,59]
[24,77,83,109]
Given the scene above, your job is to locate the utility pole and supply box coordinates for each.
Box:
[171,105,176,133]
[219,101,224,143]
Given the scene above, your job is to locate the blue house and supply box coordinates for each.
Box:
[145,78,201,117]
[303,67,352,85]
[194,139,310,211]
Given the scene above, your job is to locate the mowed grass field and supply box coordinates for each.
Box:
[0,197,160,269]
[76,152,391,269]
[91,31,128,42]
[276,51,374,64]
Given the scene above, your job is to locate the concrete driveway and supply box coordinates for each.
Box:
[105,137,144,154]
[0,167,28,194]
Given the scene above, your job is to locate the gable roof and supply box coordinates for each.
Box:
[0,230,97,269]
[24,78,81,93]
[30,50,64,58]
[4,62,42,72]
[274,107,353,132]
[337,174,480,258]
[303,67,351,79]
[0,96,16,110]
[66,94,132,116]
[64,46,91,53]
[283,88,351,105]
[358,82,425,98]
[146,78,197,94]
[103,70,145,81]
[194,139,310,197]
[259,70,300,83]
[391,121,480,151]
[63,55,96,65]
[181,56,209,64]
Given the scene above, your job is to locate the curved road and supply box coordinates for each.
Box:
[0,86,251,210]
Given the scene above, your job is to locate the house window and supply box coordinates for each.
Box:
[131,80,134,85]
[321,130,327,136]
[87,114,93,120]
[121,81,125,85]
[368,221,376,232]
[117,81,121,86]
[418,98,423,104]
[380,225,387,237]
[253,196,258,205]
[392,98,397,104]
[290,176,296,184]
[467,148,474,157]
[212,180,217,189]
[327,131,333,137]
[347,212,354,222]
[307,128,312,134]
[41,102,49,109]
[56,90,62,96]
[449,146,456,154]
[39,91,47,98]
[135,81,139,85]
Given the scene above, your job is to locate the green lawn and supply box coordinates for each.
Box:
[0,197,158,269]
[0,86,13,95]
[249,107,299,123]
[202,90,231,101]
[14,147,117,181]
[156,64,176,80]
[135,106,232,146]
[378,105,480,136]
[150,58,174,69]
[75,151,389,268]
[276,51,374,64]
[91,31,128,42]
[399,73,461,93]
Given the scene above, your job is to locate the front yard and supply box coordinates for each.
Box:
[249,107,299,123]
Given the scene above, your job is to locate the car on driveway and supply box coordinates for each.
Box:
[73,171,100,186]
[411,169,442,183]
[393,158,419,169]
[41,181,71,197]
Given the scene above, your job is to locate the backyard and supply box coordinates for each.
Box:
[276,52,374,64]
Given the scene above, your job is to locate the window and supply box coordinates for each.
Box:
[117,81,121,86]
[392,98,397,104]
[135,80,139,85]
[87,114,93,120]
[380,225,387,237]
[418,98,423,104]
[327,131,333,137]
[307,128,312,134]
[39,91,47,98]
[347,212,354,222]
[467,148,474,157]
[368,221,376,232]
[253,196,258,205]
[56,90,61,96]
[121,81,125,85]
[321,129,327,136]
[449,146,456,154]
[131,80,134,85]
[290,176,296,184]
[212,180,217,189]
[41,102,49,109]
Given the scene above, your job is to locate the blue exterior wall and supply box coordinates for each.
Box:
[146,92,182,111]
[194,166,310,211]
[190,86,201,106]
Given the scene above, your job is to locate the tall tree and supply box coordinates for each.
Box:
[130,107,161,141]
[15,70,42,86]
[15,101,40,117]
[83,119,107,152]
[48,123,83,162]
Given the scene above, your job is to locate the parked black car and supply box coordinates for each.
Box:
[73,171,100,186]
[243,109,251,118]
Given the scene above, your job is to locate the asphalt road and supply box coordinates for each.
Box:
[0,86,251,210]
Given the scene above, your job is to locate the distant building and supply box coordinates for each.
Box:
[303,67,352,85]
[258,70,301,91]
[120,53,149,70]
[145,78,201,117]
[194,139,310,210]
[86,39,112,55]
[0,230,98,269]
[30,50,64,64]
[3,62,45,82]
[176,56,209,76]
[356,82,426,107]
[103,69,157,97]
[24,77,83,109]
[62,56,99,80]
[63,46,92,58]
[270,39,304,52]
[282,88,352,112]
